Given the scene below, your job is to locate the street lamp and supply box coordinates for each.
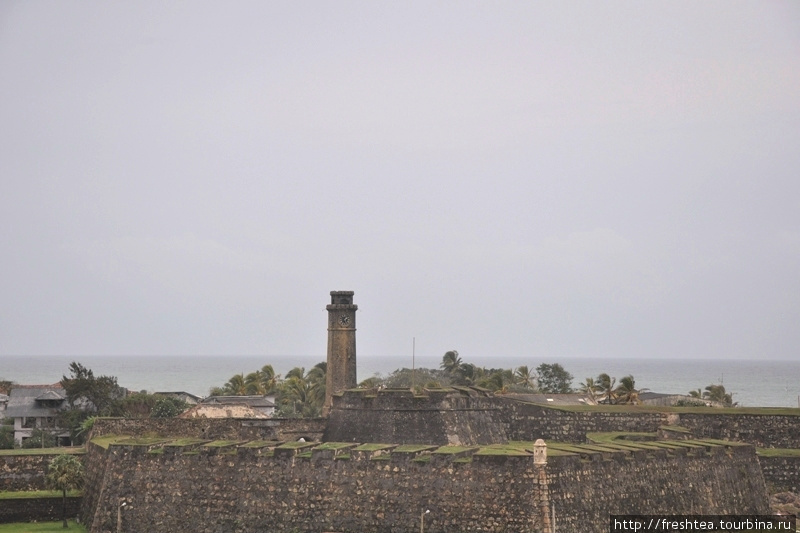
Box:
[420,509,430,533]
[117,501,131,533]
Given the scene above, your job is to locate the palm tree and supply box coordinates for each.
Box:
[615,375,647,405]
[46,454,84,528]
[514,366,537,389]
[456,363,482,386]
[578,377,599,403]
[440,351,462,376]
[218,373,249,396]
[244,371,266,395]
[596,373,617,404]
[703,384,736,407]
[688,388,703,399]
[258,364,280,394]
[277,363,327,417]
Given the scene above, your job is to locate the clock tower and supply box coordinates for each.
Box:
[324,291,357,415]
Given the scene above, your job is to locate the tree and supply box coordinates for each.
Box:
[536,363,573,394]
[440,351,462,376]
[60,362,124,415]
[151,397,189,418]
[276,363,327,418]
[46,454,83,528]
[703,384,736,407]
[578,377,600,403]
[596,373,617,404]
[615,375,647,405]
[21,429,57,449]
[0,378,14,395]
[0,422,15,450]
[513,366,537,389]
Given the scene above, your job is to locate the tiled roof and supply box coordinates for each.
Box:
[5,387,67,418]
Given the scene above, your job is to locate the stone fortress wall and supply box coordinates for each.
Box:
[82,435,769,533]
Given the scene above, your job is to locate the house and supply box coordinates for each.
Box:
[153,391,203,405]
[180,395,276,419]
[5,385,71,446]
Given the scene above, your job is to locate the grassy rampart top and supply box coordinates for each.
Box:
[89,433,750,462]
[522,401,800,416]
[0,447,85,456]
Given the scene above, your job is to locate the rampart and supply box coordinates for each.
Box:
[500,400,800,447]
[0,496,81,524]
[759,454,800,494]
[502,401,667,442]
[675,411,800,448]
[0,448,85,491]
[324,388,508,445]
[83,437,768,533]
[90,416,326,442]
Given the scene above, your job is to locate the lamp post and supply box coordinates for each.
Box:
[420,509,430,533]
[117,501,130,533]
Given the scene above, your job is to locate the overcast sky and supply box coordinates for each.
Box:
[1,2,798,361]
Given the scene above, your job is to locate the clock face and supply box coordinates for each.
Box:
[338,314,351,326]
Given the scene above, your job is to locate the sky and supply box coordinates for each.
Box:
[1,2,799,362]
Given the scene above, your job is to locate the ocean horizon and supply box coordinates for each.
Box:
[2,354,799,408]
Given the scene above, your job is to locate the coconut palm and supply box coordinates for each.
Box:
[703,384,736,407]
[440,350,462,376]
[578,377,600,403]
[46,454,84,528]
[596,373,617,405]
[226,373,250,395]
[615,375,647,405]
[514,366,537,389]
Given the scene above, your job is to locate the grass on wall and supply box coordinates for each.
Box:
[0,521,86,532]
[0,447,85,457]
[0,490,81,500]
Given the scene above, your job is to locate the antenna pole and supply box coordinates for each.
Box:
[412,337,416,391]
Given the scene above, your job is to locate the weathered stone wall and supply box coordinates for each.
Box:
[547,444,769,533]
[501,400,667,442]
[80,442,113,529]
[91,416,326,442]
[84,440,769,533]
[0,496,81,524]
[760,455,800,494]
[500,401,800,448]
[325,389,508,445]
[675,412,800,448]
[87,444,543,533]
[0,449,85,491]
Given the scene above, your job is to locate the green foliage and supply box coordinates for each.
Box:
[120,391,158,418]
[46,454,84,528]
[615,375,647,405]
[440,350,462,375]
[150,397,189,418]
[0,520,86,532]
[675,399,707,407]
[21,429,57,449]
[46,455,84,493]
[60,362,125,415]
[536,363,574,394]
[702,384,737,407]
[0,379,14,395]
[0,425,14,450]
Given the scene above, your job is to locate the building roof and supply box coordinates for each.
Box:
[201,395,275,408]
[179,404,271,419]
[5,387,67,418]
[154,391,203,403]
[505,393,595,406]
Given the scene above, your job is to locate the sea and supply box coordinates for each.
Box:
[1,355,799,408]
